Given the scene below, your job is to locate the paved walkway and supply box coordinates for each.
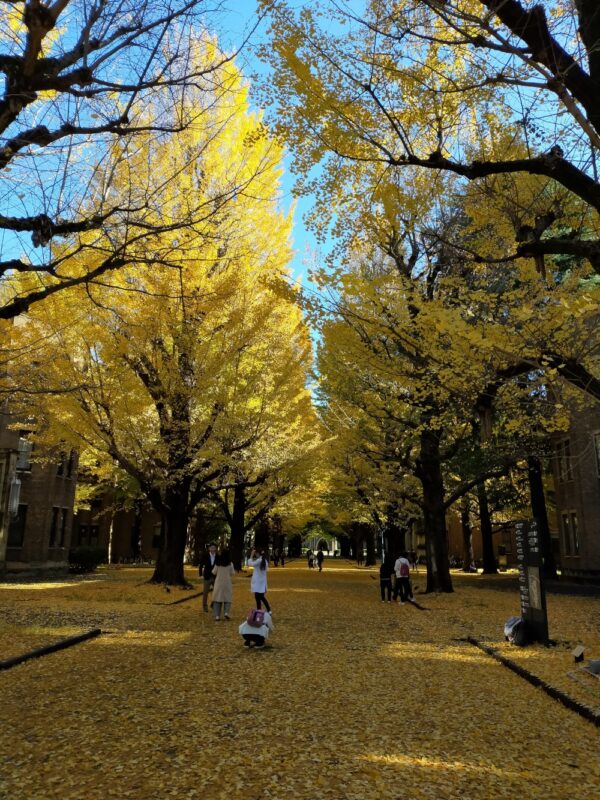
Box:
[1,562,598,799]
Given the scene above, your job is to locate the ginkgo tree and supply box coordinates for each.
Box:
[260,0,600,274]
[7,52,319,585]
[0,2,264,319]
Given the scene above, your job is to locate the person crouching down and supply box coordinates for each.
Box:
[239,608,275,648]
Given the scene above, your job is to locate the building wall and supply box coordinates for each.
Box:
[5,449,78,573]
[446,512,518,569]
[74,502,161,563]
[552,406,600,580]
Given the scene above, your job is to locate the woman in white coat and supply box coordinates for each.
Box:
[211,550,235,620]
[247,549,271,612]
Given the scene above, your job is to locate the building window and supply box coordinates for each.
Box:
[16,433,33,471]
[570,512,580,556]
[56,450,76,478]
[7,505,27,548]
[594,432,600,477]
[561,512,571,556]
[561,511,580,557]
[49,507,68,548]
[556,439,572,483]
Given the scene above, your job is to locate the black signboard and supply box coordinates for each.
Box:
[515,520,549,644]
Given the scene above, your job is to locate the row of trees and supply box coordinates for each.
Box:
[4,36,324,584]
[257,0,600,591]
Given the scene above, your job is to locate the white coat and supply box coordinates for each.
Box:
[248,556,268,594]
[239,610,275,639]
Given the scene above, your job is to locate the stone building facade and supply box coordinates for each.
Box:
[0,408,78,576]
[551,405,600,581]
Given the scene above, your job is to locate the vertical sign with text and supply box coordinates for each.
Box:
[515,520,549,644]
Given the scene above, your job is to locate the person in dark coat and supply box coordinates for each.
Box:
[316,548,325,571]
[199,542,218,612]
[379,553,394,602]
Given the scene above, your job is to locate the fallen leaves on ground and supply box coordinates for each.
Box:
[0,563,598,800]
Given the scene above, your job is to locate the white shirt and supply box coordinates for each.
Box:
[248,556,269,593]
[394,557,411,578]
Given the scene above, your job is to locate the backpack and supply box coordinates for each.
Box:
[399,561,410,578]
[504,616,530,647]
[246,608,265,628]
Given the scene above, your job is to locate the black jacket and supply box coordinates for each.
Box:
[199,552,217,580]
[380,560,394,580]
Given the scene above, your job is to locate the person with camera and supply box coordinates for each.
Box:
[247,548,271,613]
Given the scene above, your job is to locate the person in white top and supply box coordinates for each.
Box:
[247,549,271,612]
[239,610,275,648]
[393,552,415,604]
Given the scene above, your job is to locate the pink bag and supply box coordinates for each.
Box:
[246,608,265,627]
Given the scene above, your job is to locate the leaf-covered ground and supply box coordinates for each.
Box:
[1,562,598,800]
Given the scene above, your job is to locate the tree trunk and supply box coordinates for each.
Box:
[254,517,271,552]
[229,484,246,571]
[477,481,497,574]
[527,455,558,580]
[339,536,351,558]
[365,526,376,566]
[418,428,453,592]
[150,491,190,586]
[384,520,406,560]
[460,497,474,572]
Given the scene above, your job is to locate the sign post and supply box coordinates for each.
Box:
[515,520,549,644]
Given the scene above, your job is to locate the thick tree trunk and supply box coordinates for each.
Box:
[254,518,271,552]
[527,455,558,580]
[229,485,246,571]
[365,527,376,566]
[418,428,453,593]
[339,536,351,558]
[150,491,190,586]
[461,497,474,572]
[384,521,406,560]
[477,481,497,574]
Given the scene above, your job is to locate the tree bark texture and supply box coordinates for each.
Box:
[228,485,246,572]
[527,455,558,580]
[461,498,474,572]
[477,481,497,574]
[418,428,453,593]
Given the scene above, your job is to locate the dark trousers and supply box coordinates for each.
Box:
[254,592,271,612]
[395,577,413,602]
[380,578,392,601]
[243,633,266,647]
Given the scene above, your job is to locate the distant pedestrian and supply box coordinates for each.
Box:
[307,549,314,569]
[393,552,414,604]
[199,542,218,613]
[316,548,324,572]
[239,609,275,648]
[248,549,271,612]
[379,553,394,602]
[357,550,364,566]
[273,549,280,567]
[211,550,235,621]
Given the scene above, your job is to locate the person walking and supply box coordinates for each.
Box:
[316,548,324,572]
[248,549,271,612]
[211,549,235,621]
[199,542,218,613]
[307,549,314,569]
[393,551,414,604]
[379,553,394,602]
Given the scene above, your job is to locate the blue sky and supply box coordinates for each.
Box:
[218,1,322,286]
